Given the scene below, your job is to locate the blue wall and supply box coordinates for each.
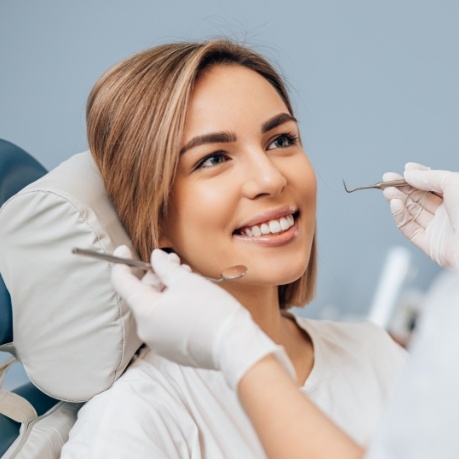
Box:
[1,0,458,319]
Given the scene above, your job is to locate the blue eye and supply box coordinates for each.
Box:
[196,152,229,169]
[267,133,298,150]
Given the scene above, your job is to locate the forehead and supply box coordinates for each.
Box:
[184,65,289,134]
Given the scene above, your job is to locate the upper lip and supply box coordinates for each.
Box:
[234,205,298,231]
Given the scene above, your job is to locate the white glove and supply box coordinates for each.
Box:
[383,162,459,268]
[111,246,295,389]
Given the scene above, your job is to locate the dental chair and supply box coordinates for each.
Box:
[0,139,51,456]
[0,140,142,457]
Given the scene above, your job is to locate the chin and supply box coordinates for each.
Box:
[245,261,307,286]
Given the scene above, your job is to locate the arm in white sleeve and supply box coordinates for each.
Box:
[365,267,459,459]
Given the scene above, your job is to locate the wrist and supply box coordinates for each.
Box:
[217,309,296,390]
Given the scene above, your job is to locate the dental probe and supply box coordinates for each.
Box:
[72,248,247,282]
[343,178,409,193]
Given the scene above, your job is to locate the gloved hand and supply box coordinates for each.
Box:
[382,162,459,269]
[111,246,295,389]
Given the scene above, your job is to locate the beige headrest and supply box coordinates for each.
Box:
[0,152,142,402]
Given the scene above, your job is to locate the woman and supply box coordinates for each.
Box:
[105,163,459,459]
[62,40,421,458]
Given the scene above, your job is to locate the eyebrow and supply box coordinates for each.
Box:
[261,113,297,133]
[180,112,297,155]
[180,132,236,155]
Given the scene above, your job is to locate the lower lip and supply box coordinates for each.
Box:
[233,219,299,247]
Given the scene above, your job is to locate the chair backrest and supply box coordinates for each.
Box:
[0,139,47,346]
[0,139,47,202]
[0,139,55,457]
[0,149,142,400]
[0,142,142,457]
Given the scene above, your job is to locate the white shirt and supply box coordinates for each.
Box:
[61,317,406,459]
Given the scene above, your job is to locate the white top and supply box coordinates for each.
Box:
[61,317,406,459]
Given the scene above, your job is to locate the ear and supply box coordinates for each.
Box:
[157,209,174,250]
[158,231,173,250]
[158,241,173,251]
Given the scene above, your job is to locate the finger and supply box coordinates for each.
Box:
[113,244,133,259]
[404,196,435,229]
[382,180,441,216]
[113,244,165,291]
[112,265,162,316]
[141,270,165,291]
[390,198,414,228]
[406,169,459,231]
[151,249,191,287]
[382,171,414,202]
[181,264,192,273]
[383,171,404,182]
[111,245,139,298]
[383,185,412,203]
[389,199,426,248]
[384,187,436,227]
[164,251,181,265]
[404,162,431,171]
[405,188,442,215]
[111,247,162,311]
[111,261,143,301]
[403,169,451,195]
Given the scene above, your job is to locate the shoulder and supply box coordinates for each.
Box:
[295,316,407,381]
[296,316,405,353]
[62,350,200,458]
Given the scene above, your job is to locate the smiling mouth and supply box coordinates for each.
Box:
[234,211,299,238]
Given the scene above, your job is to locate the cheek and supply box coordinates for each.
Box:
[286,154,317,208]
[164,181,236,268]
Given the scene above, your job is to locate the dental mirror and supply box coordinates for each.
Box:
[214,265,247,282]
[72,248,247,282]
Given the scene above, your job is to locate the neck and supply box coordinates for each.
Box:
[221,282,285,343]
[221,281,314,386]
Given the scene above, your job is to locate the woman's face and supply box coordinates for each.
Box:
[160,64,316,287]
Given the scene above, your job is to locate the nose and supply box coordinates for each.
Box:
[241,150,287,199]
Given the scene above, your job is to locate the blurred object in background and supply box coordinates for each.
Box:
[367,246,414,330]
[387,288,425,348]
[367,246,427,347]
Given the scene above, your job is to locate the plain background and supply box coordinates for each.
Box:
[1,0,458,323]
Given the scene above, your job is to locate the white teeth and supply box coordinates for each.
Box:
[269,220,281,233]
[241,214,296,238]
[280,217,290,231]
[260,223,270,235]
[252,226,262,237]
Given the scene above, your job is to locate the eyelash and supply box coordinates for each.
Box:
[194,151,230,170]
[194,132,299,170]
[267,132,299,150]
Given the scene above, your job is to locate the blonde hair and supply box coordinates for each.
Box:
[86,39,316,308]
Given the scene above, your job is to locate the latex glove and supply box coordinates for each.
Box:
[383,162,459,268]
[111,246,295,389]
